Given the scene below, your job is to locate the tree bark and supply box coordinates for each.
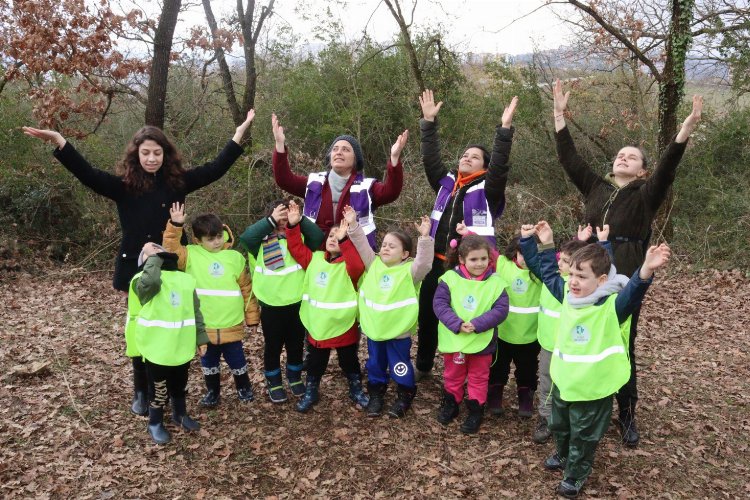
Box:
[202,0,243,125]
[384,0,425,91]
[144,0,182,128]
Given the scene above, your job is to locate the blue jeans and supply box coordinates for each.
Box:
[200,341,248,376]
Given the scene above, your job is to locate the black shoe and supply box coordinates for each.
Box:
[437,391,460,425]
[131,391,149,416]
[387,385,416,419]
[234,373,254,402]
[533,416,552,444]
[286,366,305,397]
[147,407,171,444]
[171,396,200,431]
[265,371,288,403]
[459,399,484,434]
[296,376,320,413]
[200,373,221,407]
[557,477,585,498]
[543,453,566,471]
[366,382,387,417]
[345,372,369,408]
[619,415,640,447]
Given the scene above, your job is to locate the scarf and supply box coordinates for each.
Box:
[450,169,486,196]
[262,234,286,270]
[567,265,629,308]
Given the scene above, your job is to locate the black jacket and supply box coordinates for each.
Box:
[53,140,244,291]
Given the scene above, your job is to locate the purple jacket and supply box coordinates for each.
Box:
[433,267,510,355]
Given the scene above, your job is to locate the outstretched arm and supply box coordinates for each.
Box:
[162,202,189,270]
[419,89,448,192]
[371,130,407,207]
[271,114,308,197]
[485,96,518,208]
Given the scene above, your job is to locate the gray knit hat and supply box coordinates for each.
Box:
[326,135,364,172]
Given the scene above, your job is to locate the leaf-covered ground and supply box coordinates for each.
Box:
[1,267,749,499]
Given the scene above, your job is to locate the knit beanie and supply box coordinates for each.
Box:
[326,135,364,172]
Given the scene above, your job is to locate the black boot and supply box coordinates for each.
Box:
[286,365,306,397]
[147,406,171,444]
[459,399,484,435]
[388,384,417,419]
[345,372,369,408]
[618,405,640,447]
[233,372,254,402]
[171,395,200,431]
[200,373,221,407]
[131,365,149,416]
[437,391,460,425]
[366,382,387,417]
[296,376,320,413]
[486,383,504,416]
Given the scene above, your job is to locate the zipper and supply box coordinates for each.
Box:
[601,185,620,227]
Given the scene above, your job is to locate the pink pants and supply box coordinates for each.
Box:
[442,352,492,404]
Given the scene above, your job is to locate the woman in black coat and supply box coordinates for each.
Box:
[23,111,255,414]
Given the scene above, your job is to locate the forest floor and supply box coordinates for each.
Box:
[1,265,749,499]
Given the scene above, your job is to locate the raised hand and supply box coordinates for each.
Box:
[170,202,186,224]
[270,204,288,225]
[415,215,432,237]
[577,224,593,241]
[535,220,554,245]
[521,224,537,239]
[342,205,358,226]
[501,96,519,128]
[232,109,255,143]
[640,243,671,279]
[287,200,302,226]
[272,113,286,153]
[141,242,162,260]
[390,129,409,165]
[22,127,66,149]
[553,79,570,115]
[456,220,469,236]
[596,224,610,242]
[676,95,703,143]
[334,219,349,240]
[419,89,443,122]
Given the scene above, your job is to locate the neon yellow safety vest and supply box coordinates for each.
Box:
[135,270,199,366]
[358,258,419,341]
[437,271,507,354]
[124,274,143,358]
[550,294,632,402]
[537,277,569,351]
[496,256,542,344]
[185,245,246,329]
[299,252,358,341]
[248,238,304,306]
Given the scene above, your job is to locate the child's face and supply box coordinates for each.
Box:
[325,229,341,255]
[460,249,490,277]
[380,234,408,266]
[558,252,572,275]
[275,216,288,231]
[568,260,608,298]
[515,251,526,269]
[199,234,224,253]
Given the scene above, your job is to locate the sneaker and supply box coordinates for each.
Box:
[543,453,566,471]
[286,366,306,397]
[436,391,460,425]
[557,477,585,498]
[366,383,387,417]
[387,385,416,419]
[237,386,254,402]
[265,371,287,404]
[533,416,552,444]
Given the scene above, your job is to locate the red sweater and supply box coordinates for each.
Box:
[286,223,364,349]
[273,148,403,246]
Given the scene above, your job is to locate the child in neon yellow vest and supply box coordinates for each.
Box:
[522,221,670,498]
[131,243,209,444]
[344,205,434,418]
[163,203,259,408]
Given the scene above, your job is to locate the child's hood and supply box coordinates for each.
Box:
[191,224,236,250]
[567,264,629,308]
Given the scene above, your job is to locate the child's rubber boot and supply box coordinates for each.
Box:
[366,382,387,417]
[486,383,504,416]
[296,376,320,413]
[233,372,254,402]
[388,384,416,419]
[557,477,585,498]
[345,372,369,409]
[171,396,200,431]
[265,369,288,403]
[200,373,221,407]
[459,399,485,434]
[533,416,552,444]
[131,367,149,416]
[618,405,640,447]
[147,406,171,444]
[436,391,460,425]
[518,386,534,418]
[286,364,305,397]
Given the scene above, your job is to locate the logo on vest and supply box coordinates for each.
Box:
[169,291,181,307]
[462,294,477,312]
[379,274,393,290]
[393,362,409,377]
[571,325,591,344]
[315,271,329,288]
[209,261,225,277]
[471,208,487,227]
[512,277,528,294]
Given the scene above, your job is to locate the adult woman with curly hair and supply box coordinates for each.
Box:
[23,111,255,414]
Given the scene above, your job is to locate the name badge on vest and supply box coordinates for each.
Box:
[472,208,487,227]
[462,294,477,312]
[315,271,329,288]
[571,324,591,344]
[379,274,394,290]
[512,278,528,294]
[170,291,182,307]
[209,261,225,278]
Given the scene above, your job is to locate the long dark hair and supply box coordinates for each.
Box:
[116,126,185,193]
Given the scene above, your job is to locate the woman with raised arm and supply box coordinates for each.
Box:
[552,79,702,447]
[22,110,256,416]
[415,89,517,381]
[271,114,405,249]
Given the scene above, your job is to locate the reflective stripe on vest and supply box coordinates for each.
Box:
[537,277,567,351]
[196,289,242,297]
[185,246,245,329]
[496,256,542,345]
[540,305,561,318]
[250,238,305,306]
[550,294,631,402]
[437,271,507,354]
[358,258,419,341]
[299,252,358,341]
[254,264,303,276]
[137,318,197,328]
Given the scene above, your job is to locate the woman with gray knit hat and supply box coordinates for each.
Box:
[271,113,406,249]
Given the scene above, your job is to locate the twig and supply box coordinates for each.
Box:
[422,455,457,473]
[48,343,94,434]
[466,441,523,463]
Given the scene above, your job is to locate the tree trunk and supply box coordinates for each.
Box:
[384,0,425,92]
[202,0,243,125]
[144,0,182,128]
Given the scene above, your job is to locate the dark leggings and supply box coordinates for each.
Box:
[416,258,444,372]
[306,342,361,378]
[145,360,190,409]
[489,338,541,390]
[260,302,306,372]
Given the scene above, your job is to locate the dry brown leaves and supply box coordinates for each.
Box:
[0,266,748,498]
